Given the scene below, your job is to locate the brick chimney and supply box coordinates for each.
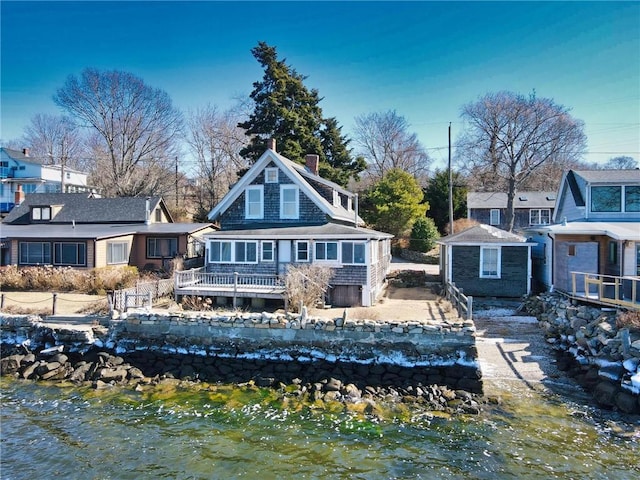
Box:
[22,148,30,157]
[305,154,319,176]
[267,138,276,151]
[14,184,25,205]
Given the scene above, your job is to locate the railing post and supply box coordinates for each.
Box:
[52,293,57,315]
[458,288,464,317]
[0,293,4,310]
[233,272,238,308]
[467,295,473,321]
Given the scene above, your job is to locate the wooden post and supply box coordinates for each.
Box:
[233,272,238,308]
[0,293,4,310]
[52,293,57,315]
[467,295,473,321]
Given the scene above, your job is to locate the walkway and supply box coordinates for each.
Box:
[473,313,579,397]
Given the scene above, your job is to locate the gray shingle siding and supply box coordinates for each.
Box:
[331,265,368,285]
[218,168,327,230]
[469,208,549,231]
[451,245,528,297]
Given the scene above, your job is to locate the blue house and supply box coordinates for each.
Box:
[186,140,393,307]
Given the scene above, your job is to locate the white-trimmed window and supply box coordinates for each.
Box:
[245,185,264,219]
[235,241,258,263]
[210,240,257,263]
[315,241,338,261]
[54,242,86,266]
[529,209,550,225]
[295,241,309,262]
[489,209,500,226]
[342,242,366,264]
[347,197,353,211]
[261,241,274,262]
[480,246,501,278]
[107,241,129,264]
[371,240,378,264]
[19,242,51,265]
[31,206,51,221]
[210,241,232,263]
[280,185,299,219]
[265,168,278,183]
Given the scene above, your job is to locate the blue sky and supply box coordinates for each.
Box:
[1,1,639,170]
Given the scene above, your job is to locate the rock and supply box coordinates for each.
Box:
[98,367,128,383]
[325,377,342,392]
[593,381,618,407]
[615,392,639,414]
[342,383,361,400]
[0,355,22,375]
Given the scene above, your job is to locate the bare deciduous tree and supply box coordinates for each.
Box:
[602,155,638,170]
[184,104,249,220]
[285,264,332,312]
[457,91,586,231]
[353,110,431,182]
[22,113,86,172]
[54,68,183,197]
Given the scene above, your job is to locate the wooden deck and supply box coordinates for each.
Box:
[565,272,640,310]
[175,268,286,306]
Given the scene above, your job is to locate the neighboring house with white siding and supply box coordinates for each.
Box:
[0,147,92,215]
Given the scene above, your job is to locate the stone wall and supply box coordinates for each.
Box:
[528,293,640,413]
[0,309,482,393]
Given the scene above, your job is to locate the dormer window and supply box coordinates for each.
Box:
[265,168,278,183]
[32,206,51,221]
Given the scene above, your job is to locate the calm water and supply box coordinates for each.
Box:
[1,377,638,480]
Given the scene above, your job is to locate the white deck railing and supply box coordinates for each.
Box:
[175,268,284,291]
[569,272,640,310]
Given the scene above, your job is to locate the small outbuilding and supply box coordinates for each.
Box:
[438,224,533,298]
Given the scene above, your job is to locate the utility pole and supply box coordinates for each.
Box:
[448,122,454,235]
[175,156,179,209]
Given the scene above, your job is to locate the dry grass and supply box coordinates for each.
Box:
[617,310,640,332]
[0,265,139,294]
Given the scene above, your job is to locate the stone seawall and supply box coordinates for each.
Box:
[527,294,640,414]
[0,309,482,394]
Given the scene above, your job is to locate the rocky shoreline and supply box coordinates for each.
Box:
[525,293,640,414]
[0,344,488,414]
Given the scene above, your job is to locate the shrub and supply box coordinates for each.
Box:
[409,217,440,252]
[445,218,480,235]
[285,264,332,313]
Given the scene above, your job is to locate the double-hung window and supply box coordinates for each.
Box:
[280,185,299,219]
[480,247,501,278]
[342,242,366,264]
[245,185,264,219]
[265,168,278,183]
[261,241,274,262]
[295,241,309,262]
[107,241,129,264]
[489,209,500,226]
[315,241,338,261]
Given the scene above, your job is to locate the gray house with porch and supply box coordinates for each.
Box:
[175,141,392,307]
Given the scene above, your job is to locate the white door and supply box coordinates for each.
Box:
[278,240,292,275]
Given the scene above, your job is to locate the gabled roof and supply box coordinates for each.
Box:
[571,169,640,184]
[2,193,170,225]
[208,148,362,225]
[438,224,528,245]
[1,147,43,166]
[467,191,556,209]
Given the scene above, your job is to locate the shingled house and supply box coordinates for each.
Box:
[175,141,393,307]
